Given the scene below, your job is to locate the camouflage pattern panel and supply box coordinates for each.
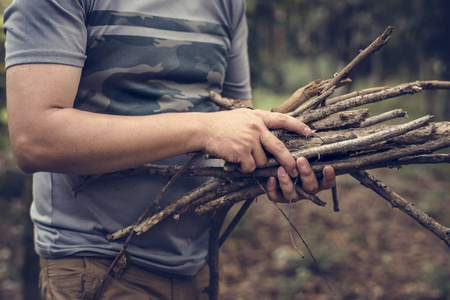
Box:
[74,10,231,115]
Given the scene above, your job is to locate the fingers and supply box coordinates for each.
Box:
[297,157,319,194]
[257,111,310,177]
[260,131,298,177]
[252,144,268,168]
[259,110,312,137]
[238,143,267,173]
[267,160,336,203]
[266,176,282,202]
[298,157,336,193]
[266,168,300,203]
[276,166,299,201]
[237,153,256,173]
[320,165,336,190]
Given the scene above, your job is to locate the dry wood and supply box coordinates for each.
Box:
[311,137,450,175]
[207,207,231,300]
[133,178,255,237]
[209,91,251,110]
[271,79,328,113]
[272,78,352,114]
[219,198,256,247]
[284,122,449,151]
[310,108,369,130]
[196,184,265,215]
[289,88,335,117]
[288,26,394,118]
[323,26,394,93]
[299,82,423,124]
[350,171,450,248]
[360,109,407,127]
[300,80,450,124]
[264,115,433,168]
[326,86,389,106]
[397,154,450,164]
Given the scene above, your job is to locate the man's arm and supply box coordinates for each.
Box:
[6,64,312,176]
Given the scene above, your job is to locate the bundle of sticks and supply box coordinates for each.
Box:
[82,27,450,299]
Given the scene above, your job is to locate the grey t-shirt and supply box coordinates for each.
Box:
[4,0,251,276]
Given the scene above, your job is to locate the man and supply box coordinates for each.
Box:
[4,0,335,298]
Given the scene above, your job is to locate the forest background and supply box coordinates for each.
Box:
[0,0,449,299]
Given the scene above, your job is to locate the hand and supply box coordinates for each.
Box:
[266,157,336,203]
[201,109,312,175]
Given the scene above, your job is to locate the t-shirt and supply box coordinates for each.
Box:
[3,0,251,276]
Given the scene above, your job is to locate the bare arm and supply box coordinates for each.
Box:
[7,64,311,176]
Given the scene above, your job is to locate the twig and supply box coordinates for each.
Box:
[294,185,327,206]
[265,115,433,168]
[290,88,335,117]
[360,109,407,127]
[350,171,450,248]
[310,108,370,130]
[332,186,339,212]
[323,26,394,93]
[94,156,197,299]
[196,185,265,215]
[397,154,450,165]
[109,178,256,240]
[207,206,231,300]
[266,193,336,295]
[94,231,135,299]
[299,82,424,124]
[271,79,328,113]
[219,198,255,247]
[209,91,252,110]
[325,86,389,106]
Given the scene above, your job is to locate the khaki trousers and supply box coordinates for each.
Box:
[39,257,210,300]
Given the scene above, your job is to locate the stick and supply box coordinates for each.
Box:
[207,206,231,300]
[360,109,407,127]
[310,108,369,130]
[271,79,328,113]
[94,156,198,299]
[209,91,251,110]
[264,115,433,168]
[290,88,335,117]
[350,171,450,248]
[196,185,265,215]
[325,86,389,106]
[298,82,424,124]
[219,198,255,247]
[322,26,394,93]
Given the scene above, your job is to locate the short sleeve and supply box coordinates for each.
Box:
[3,0,88,69]
[221,0,252,100]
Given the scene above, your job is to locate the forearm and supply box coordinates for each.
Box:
[11,108,207,174]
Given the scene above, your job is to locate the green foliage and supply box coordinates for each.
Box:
[247,0,450,94]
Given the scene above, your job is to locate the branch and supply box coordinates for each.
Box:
[207,207,231,300]
[271,79,328,113]
[360,109,407,127]
[322,26,394,92]
[264,115,433,168]
[209,91,251,110]
[310,108,369,130]
[350,171,450,248]
[298,82,424,124]
[325,86,389,106]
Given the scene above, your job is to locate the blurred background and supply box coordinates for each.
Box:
[1,0,449,299]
